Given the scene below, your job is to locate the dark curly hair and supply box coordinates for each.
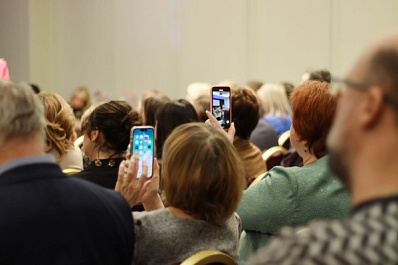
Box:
[85,101,142,155]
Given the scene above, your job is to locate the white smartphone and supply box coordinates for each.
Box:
[130,126,155,178]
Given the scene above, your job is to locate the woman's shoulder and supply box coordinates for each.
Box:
[270,155,329,177]
[61,145,83,170]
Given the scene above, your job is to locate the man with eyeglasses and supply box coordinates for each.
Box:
[247,34,398,264]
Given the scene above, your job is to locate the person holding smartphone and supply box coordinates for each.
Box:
[72,101,141,189]
[116,123,245,264]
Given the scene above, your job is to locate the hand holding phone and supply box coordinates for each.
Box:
[210,86,232,129]
[205,110,235,144]
[130,126,155,178]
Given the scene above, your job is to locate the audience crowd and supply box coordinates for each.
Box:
[1,32,398,265]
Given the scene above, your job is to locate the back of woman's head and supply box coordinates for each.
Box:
[155,99,198,159]
[257,83,291,117]
[38,93,76,160]
[162,123,246,225]
[231,87,260,139]
[291,80,336,158]
[85,101,141,154]
[143,94,170,127]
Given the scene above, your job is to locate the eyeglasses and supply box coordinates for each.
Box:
[330,78,398,106]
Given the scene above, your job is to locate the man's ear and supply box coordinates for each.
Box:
[359,86,384,129]
[91,130,100,142]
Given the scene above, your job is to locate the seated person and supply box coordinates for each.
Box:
[257,83,292,135]
[38,93,83,171]
[231,87,267,185]
[249,119,278,151]
[0,80,134,264]
[155,99,198,161]
[117,123,246,264]
[72,101,141,189]
[235,81,351,264]
[70,86,91,120]
[140,91,170,127]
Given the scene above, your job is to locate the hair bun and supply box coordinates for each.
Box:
[121,110,141,131]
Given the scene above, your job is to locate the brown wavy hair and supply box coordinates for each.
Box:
[38,93,76,161]
[290,80,337,158]
[162,123,246,225]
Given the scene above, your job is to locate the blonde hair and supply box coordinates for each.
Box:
[80,103,99,133]
[257,83,292,117]
[39,93,76,161]
[186,82,211,103]
[162,123,246,225]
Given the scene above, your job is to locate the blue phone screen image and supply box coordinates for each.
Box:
[132,128,154,177]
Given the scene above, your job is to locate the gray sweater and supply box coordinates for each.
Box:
[132,208,240,264]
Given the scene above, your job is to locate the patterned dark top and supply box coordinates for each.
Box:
[247,195,398,265]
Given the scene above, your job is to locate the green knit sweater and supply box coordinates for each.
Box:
[236,155,351,264]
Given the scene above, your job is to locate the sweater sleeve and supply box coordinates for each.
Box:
[236,166,299,234]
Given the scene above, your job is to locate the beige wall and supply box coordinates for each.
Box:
[1,0,398,107]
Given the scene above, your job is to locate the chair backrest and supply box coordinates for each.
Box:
[278,130,290,149]
[62,168,81,175]
[74,135,84,148]
[262,146,288,170]
[180,250,237,265]
[249,172,267,188]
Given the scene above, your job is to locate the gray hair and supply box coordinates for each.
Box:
[0,80,46,145]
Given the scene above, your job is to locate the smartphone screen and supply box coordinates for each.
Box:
[211,86,231,129]
[130,126,154,178]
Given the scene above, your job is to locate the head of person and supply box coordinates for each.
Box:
[327,34,398,193]
[290,81,336,159]
[192,95,210,123]
[82,101,141,160]
[0,80,46,151]
[231,87,260,140]
[155,99,198,159]
[257,83,291,117]
[309,70,331,83]
[186,82,211,104]
[70,86,91,112]
[161,123,246,225]
[142,94,170,127]
[38,93,77,161]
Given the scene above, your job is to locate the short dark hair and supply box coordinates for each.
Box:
[155,99,198,159]
[309,70,331,83]
[231,87,259,139]
[85,101,141,154]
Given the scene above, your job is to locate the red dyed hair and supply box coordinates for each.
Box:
[290,80,336,158]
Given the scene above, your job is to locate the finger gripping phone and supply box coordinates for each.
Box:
[210,86,232,129]
[130,126,155,178]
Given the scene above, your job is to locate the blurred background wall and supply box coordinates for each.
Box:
[1,0,398,107]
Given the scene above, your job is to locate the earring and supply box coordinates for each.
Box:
[304,147,308,153]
